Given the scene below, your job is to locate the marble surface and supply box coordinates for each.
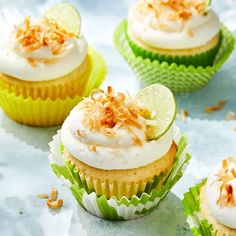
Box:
[0,0,236,235]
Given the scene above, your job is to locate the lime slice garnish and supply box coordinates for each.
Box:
[136,84,176,140]
[44,3,81,37]
[205,0,212,6]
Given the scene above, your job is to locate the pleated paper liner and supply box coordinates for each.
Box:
[0,47,107,127]
[126,23,221,67]
[49,126,191,220]
[182,180,212,236]
[182,180,236,236]
[114,20,235,94]
[53,142,177,200]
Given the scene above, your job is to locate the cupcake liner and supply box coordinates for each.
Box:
[49,126,191,220]
[0,55,91,100]
[114,20,235,94]
[182,179,213,235]
[51,154,173,200]
[126,23,221,67]
[0,47,106,127]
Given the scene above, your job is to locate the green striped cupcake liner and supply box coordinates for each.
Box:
[126,23,222,67]
[182,179,214,235]
[48,126,191,220]
[114,20,235,94]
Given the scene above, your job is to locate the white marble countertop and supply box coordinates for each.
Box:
[0,0,236,235]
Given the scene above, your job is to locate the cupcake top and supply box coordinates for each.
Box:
[0,5,87,81]
[206,157,236,229]
[128,0,220,49]
[61,87,174,170]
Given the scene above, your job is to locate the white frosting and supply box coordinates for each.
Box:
[206,160,236,229]
[0,21,88,81]
[128,0,220,49]
[60,103,174,170]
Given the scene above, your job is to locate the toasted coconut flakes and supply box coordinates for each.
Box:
[27,58,37,67]
[82,87,148,145]
[187,28,194,37]
[15,16,75,63]
[76,129,86,137]
[216,157,236,207]
[232,169,236,178]
[222,159,228,169]
[37,194,49,199]
[226,111,236,120]
[146,0,206,23]
[89,145,97,152]
[47,199,63,209]
[204,100,229,113]
[50,188,58,201]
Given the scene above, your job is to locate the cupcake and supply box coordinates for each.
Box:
[183,157,236,235]
[0,3,106,126]
[49,83,191,220]
[114,0,234,93]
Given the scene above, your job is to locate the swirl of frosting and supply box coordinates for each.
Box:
[128,0,220,49]
[0,17,87,81]
[61,87,174,170]
[206,157,236,229]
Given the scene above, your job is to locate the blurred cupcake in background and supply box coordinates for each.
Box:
[49,84,191,220]
[183,157,236,235]
[114,0,234,93]
[0,3,106,126]
[127,0,220,67]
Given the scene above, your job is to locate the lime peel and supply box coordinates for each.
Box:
[136,84,176,140]
[44,2,81,37]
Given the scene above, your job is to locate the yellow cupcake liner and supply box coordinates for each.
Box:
[0,55,91,100]
[0,47,107,127]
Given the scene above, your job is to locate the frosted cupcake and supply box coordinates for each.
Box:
[114,0,234,93]
[49,84,191,220]
[183,157,236,235]
[0,3,106,126]
[127,0,220,67]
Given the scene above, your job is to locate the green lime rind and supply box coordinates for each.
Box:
[113,20,235,94]
[44,2,81,37]
[182,179,214,236]
[136,83,176,140]
[49,130,191,220]
[126,23,221,67]
[206,0,212,6]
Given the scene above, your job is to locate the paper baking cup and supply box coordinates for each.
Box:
[126,26,221,67]
[114,20,235,94]
[49,126,191,220]
[0,47,106,127]
[182,180,214,235]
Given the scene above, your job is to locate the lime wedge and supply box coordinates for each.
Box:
[44,3,81,37]
[136,84,176,140]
